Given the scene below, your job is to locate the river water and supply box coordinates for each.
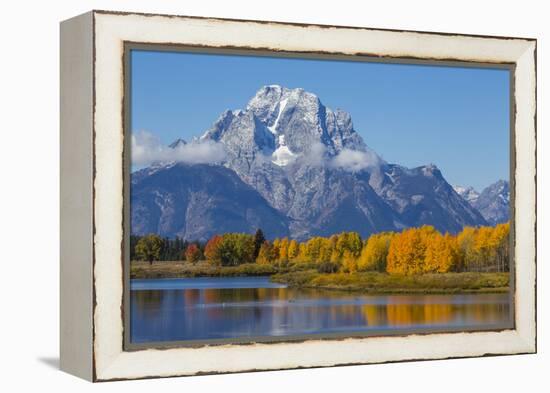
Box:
[130,276,511,343]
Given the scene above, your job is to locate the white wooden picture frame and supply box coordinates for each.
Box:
[60,10,536,381]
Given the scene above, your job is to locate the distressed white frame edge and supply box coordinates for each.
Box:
[88,11,535,381]
[60,11,94,381]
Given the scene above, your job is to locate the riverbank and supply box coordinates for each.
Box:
[130,260,277,279]
[271,271,510,294]
[130,261,509,294]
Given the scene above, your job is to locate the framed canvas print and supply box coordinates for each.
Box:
[60,10,537,381]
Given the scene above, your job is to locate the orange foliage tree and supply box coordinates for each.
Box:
[204,235,223,266]
[184,243,201,264]
[199,221,509,275]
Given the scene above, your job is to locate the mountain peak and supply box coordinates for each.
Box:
[133,84,491,239]
[246,85,320,123]
[199,85,367,164]
[168,138,187,148]
[454,180,509,225]
[454,185,480,203]
[482,180,510,201]
[420,163,443,178]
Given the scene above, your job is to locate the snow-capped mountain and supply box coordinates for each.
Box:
[454,181,509,225]
[453,185,480,204]
[131,85,488,240]
[478,181,510,225]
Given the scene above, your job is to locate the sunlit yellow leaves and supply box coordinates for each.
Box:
[358,232,394,272]
[247,223,510,274]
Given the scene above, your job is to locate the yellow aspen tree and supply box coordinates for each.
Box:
[329,248,340,264]
[387,228,428,275]
[358,232,393,272]
[272,238,281,262]
[342,250,358,273]
[347,232,363,257]
[278,237,289,263]
[329,234,339,250]
[457,226,477,272]
[387,230,410,275]
[297,242,307,263]
[424,232,454,273]
[319,238,333,263]
[444,233,459,272]
[256,241,274,265]
[490,222,510,272]
[288,239,299,261]
[474,226,494,271]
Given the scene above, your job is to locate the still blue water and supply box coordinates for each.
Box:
[130,276,510,343]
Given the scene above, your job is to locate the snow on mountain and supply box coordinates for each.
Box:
[131,85,489,240]
[240,84,370,157]
[453,185,480,204]
[473,180,510,225]
[267,97,288,134]
[271,135,297,166]
[454,180,509,225]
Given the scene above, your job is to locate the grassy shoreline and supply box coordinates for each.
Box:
[271,271,509,294]
[130,260,278,279]
[130,261,509,294]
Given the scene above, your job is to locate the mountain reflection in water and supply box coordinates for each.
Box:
[130,277,511,343]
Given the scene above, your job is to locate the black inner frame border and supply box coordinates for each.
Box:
[121,42,517,352]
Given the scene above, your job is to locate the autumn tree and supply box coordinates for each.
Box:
[318,238,333,263]
[473,226,495,271]
[272,238,281,262]
[193,224,509,275]
[253,228,266,259]
[296,243,308,263]
[278,237,290,264]
[424,232,456,273]
[456,226,477,271]
[185,243,201,264]
[256,241,274,265]
[304,237,322,262]
[135,234,163,265]
[358,232,394,272]
[204,235,223,266]
[332,232,362,263]
[387,227,435,275]
[288,239,299,261]
[492,222,510,272]
[341,250,358,273]
[218,233,255,266]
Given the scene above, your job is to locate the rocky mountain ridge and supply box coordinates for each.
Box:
[131,85,492,240]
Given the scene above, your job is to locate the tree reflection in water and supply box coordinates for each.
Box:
[130,277,510,343]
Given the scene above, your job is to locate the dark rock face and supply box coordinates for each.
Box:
[454,180,510,225]
[131,163,289,241]
[284,165,400,240]
[131,85,491,240]
[472,180,510,225]
[368,164,488,233]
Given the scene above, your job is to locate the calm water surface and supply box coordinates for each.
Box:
[130,276,511,343]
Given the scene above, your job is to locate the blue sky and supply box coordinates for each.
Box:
[131,49,510,191]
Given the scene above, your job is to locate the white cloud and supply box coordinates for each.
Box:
[300,142,327,167]
[330,148,382,172]
[132,130,226,167]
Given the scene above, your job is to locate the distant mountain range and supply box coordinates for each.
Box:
[131,85,508,241]
[454,180,510,225]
